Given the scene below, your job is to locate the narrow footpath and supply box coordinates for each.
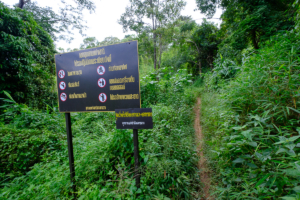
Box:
[194,98,212,199]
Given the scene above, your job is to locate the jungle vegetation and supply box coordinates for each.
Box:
[0,0,300,199]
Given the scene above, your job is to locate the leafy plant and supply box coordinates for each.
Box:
[201,31,300,199]
[0,3,56,109]
[0,127,63,184]
[0,67,199,199]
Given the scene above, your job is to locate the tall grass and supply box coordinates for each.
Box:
[201,32,300,199]
[0,69,199,199]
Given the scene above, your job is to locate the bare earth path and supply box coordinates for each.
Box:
[194,98,212,199]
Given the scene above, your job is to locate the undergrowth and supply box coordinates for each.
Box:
[0,69,199,199]
[201,32,300,199]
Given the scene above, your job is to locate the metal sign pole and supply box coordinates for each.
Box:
[133,129,140,188]
[65,113,77,198]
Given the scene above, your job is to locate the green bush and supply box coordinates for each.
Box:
[201,32,300,199]
[139,104,198,199]
[1,91,65,132]
[0,68,199,199]
[141,67,194,108]
[0,105,198,199]
[0,127,62,183]
[0,92,65,184]
[0,2,56,109]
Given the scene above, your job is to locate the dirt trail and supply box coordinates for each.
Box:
[194,98,212,199]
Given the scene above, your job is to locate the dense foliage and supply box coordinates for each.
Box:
[196,0,295,50]
[1,0,300,199]
[0,128,62,183]
[0,70,200,199]
[201,31,300,199]
[0,3,56,108]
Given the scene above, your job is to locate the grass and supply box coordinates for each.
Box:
[0,69,200,199]
[200,31,300,199]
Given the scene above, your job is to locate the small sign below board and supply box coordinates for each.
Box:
[55,41,140,112]
[115,108,153,129]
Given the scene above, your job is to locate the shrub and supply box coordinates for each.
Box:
[0,127,62,183]
[0,2,56,109]
[201,31,300,199]
[0,68,199,199]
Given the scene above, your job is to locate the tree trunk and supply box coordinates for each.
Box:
[251,29,259,49]
[187,63,190,74]
[208,54,213,70]
[159,34,162,69]
[150,0,156,70]
[18,0,25,9]
[199,60,202,75]
[153,33,157,70]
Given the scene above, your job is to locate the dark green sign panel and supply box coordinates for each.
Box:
[55,41,140,112]
[115,108,153,129]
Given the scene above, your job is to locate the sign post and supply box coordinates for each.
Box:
[133,129,140,188]
[65,113,76,197]
[55,41,141,195]
[115,108,153,188]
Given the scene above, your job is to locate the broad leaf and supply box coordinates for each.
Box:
[233,158,245,163]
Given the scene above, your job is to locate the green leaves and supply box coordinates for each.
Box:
[248,142,258,147]
[275,136,300,145]
[232,158,245,163]
[279,197,298,200]
[0,2,56,109]
[198,0,295,51]
[0,127,62,183]
[3,91,16,103]
[200,26,300,199]
[241,130,253,141]
[0,66,198,199]
[255,173,271,187]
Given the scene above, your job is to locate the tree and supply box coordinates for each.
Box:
[18,0,29,9]
[97,36,121,46]
[119,0,186,70]
[196,0,295,49]
[180,20,220,75]
[0,2,56,108]
[80,37,99,49]
[15,0,96,42]
[80,36,122,49]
